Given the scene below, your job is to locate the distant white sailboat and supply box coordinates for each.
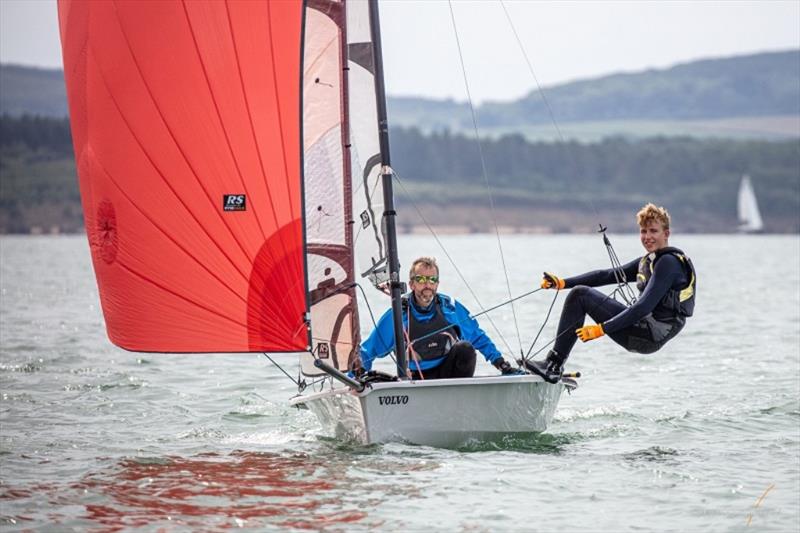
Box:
[738,175,764,233]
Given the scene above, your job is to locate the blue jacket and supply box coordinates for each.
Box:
[359,292,503,371]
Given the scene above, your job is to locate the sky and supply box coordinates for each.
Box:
[2,0,798,104]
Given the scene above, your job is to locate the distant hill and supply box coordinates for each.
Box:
[388,50,800,140]
[480,50,800,124]
[0,65,68,118]
[1,50,798,141]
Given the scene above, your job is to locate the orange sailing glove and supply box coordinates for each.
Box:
[576,323,604,342]
[541,272,565,290]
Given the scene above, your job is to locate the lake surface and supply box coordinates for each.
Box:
[1,234,798,531]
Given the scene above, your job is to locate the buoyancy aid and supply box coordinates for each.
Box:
[636,246,696,322]
[403,295,461,361]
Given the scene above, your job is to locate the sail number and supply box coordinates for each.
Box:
[378,395,409,406]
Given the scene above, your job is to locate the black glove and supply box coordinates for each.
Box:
[493,357,525,375]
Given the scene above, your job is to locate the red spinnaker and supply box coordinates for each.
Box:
[58,0,309,352]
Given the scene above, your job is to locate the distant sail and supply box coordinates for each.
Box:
[737,175,764,233]
[59,1,309,352]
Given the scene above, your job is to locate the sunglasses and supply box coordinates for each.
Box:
[412,275,439,284]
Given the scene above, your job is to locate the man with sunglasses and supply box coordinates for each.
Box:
[357,256,523,379]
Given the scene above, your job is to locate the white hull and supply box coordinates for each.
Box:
[290,375,573,448]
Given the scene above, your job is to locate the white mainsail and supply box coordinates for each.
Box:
[299,0,390,377]
[737,174,764,233]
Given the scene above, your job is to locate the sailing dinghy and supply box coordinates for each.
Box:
[737,174,764,233]
[59,0,575,447]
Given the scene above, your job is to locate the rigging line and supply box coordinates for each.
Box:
[447,0,523,358]
[522,287,623,362]
[354,283,379,328]
[524,289,560,359]
[602,231,636,304]
[295,375,330,392]
[498,0,602,222]
[402,287,543,351]
[471,286,543,320]
[392,171,515,355]
[353,283,399,367]
[500,1,637,309]
[352,279,541,370]
[262,353,300,386]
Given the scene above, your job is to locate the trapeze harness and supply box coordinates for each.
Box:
[403,296,462,362]
[632,246,696,352]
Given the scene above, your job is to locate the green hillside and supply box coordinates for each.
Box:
[388,127,799,233]
[1,115,797,234]
[387,50,800,141]
[480,50,800,125]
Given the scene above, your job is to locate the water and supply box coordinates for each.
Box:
[1,234,798,531]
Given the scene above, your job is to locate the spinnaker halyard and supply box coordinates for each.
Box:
[59,0,574,448]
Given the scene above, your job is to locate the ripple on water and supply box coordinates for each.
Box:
[222,392,284,422]
[0,344,40,353]
[620,445,681,464]
[456,431,581,454]
[554,405,636,422]
[176,427,229,441]
[1,392,35,403]
[0,361,43,373]
[55,451,377,530]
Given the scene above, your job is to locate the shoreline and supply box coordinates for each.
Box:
[3,227,797,236]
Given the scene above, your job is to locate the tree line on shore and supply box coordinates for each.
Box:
[1,114,798,233]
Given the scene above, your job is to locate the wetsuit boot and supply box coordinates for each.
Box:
[520,350,566,384]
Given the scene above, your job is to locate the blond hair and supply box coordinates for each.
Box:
[409,256,438,279]
[637,203,671,230]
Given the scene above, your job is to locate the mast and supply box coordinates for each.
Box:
[368,0,407,378]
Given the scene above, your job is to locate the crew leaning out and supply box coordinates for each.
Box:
[524,203,696,383]
[355,256,524,380]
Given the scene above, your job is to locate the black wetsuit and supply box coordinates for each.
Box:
[554,251,693,356]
